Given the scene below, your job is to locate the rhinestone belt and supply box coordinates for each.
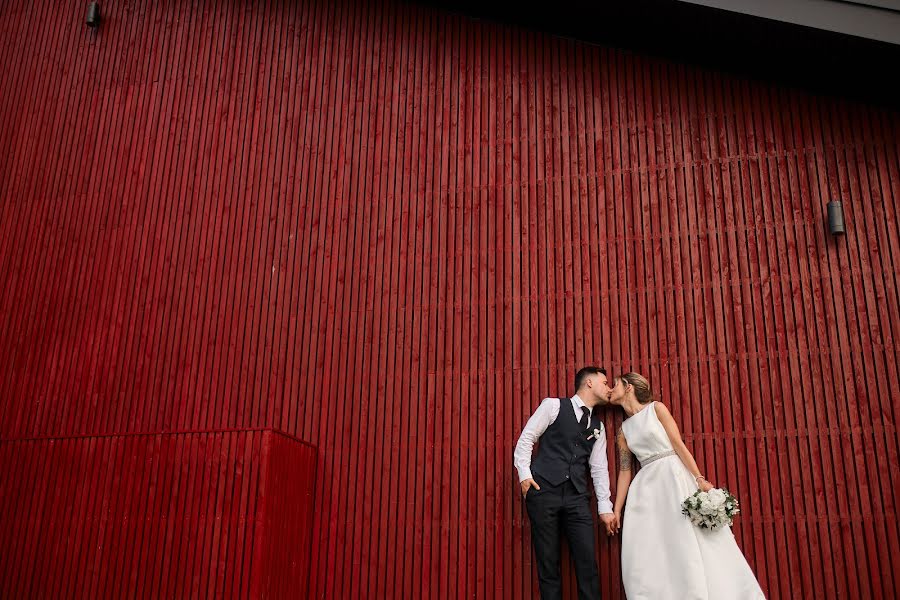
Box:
[640,449,676,467]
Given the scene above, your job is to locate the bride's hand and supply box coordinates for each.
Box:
[698,479,714,492]
[599,513,617,536]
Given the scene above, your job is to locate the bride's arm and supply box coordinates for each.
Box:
[612,430,633,532]
[655,402,714,491]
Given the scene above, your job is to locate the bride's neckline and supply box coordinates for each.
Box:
[624,400,655,420]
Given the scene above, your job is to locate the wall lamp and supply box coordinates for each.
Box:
[827,200,845,236]
[87,2,101,28]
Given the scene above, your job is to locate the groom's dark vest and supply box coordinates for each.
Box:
[531,398,603,494]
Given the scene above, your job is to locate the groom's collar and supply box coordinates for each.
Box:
[572,394,588,410]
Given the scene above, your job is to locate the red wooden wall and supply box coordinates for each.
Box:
[0,0,898,597]
[0,430,317,598]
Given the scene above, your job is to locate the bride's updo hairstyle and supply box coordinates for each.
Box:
[620,372,655,404]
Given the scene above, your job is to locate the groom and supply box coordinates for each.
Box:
[514,366,616,600]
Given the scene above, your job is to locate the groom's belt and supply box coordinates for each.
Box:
[640,450,676,467]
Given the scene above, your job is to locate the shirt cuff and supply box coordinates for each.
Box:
[517,467,533,482]
[597,500,614,515]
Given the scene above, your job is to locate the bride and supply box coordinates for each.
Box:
[609,372,766,599]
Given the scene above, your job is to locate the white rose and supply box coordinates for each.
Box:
[699,500,715,515]
[707,489,726,507]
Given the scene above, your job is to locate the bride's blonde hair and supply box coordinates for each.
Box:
[619,372,655,404]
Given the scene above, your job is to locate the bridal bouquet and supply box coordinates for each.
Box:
[681,488,740,530]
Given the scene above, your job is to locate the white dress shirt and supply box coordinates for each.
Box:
[514,394,613,515]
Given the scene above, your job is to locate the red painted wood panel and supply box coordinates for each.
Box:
[0,0,898,598]
[0,430,316,598]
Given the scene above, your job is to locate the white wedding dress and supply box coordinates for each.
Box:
[620,402,766,599]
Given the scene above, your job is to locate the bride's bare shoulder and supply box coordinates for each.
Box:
[652,401,673,419]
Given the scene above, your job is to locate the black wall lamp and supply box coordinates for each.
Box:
[827,200,845,236]
[87,2,101,28]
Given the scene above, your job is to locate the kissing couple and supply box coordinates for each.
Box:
[514,366,766,599]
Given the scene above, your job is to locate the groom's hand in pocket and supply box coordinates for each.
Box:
[520,478,540,498]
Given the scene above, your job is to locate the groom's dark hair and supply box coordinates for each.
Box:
[574,366,607,392]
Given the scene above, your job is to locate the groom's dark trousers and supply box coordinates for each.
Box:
[525,473,601,600]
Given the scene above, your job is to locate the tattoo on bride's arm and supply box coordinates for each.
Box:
[617,431,633,471]
[618,446,633,471]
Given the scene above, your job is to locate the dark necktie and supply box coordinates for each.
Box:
[579,406,590,429]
